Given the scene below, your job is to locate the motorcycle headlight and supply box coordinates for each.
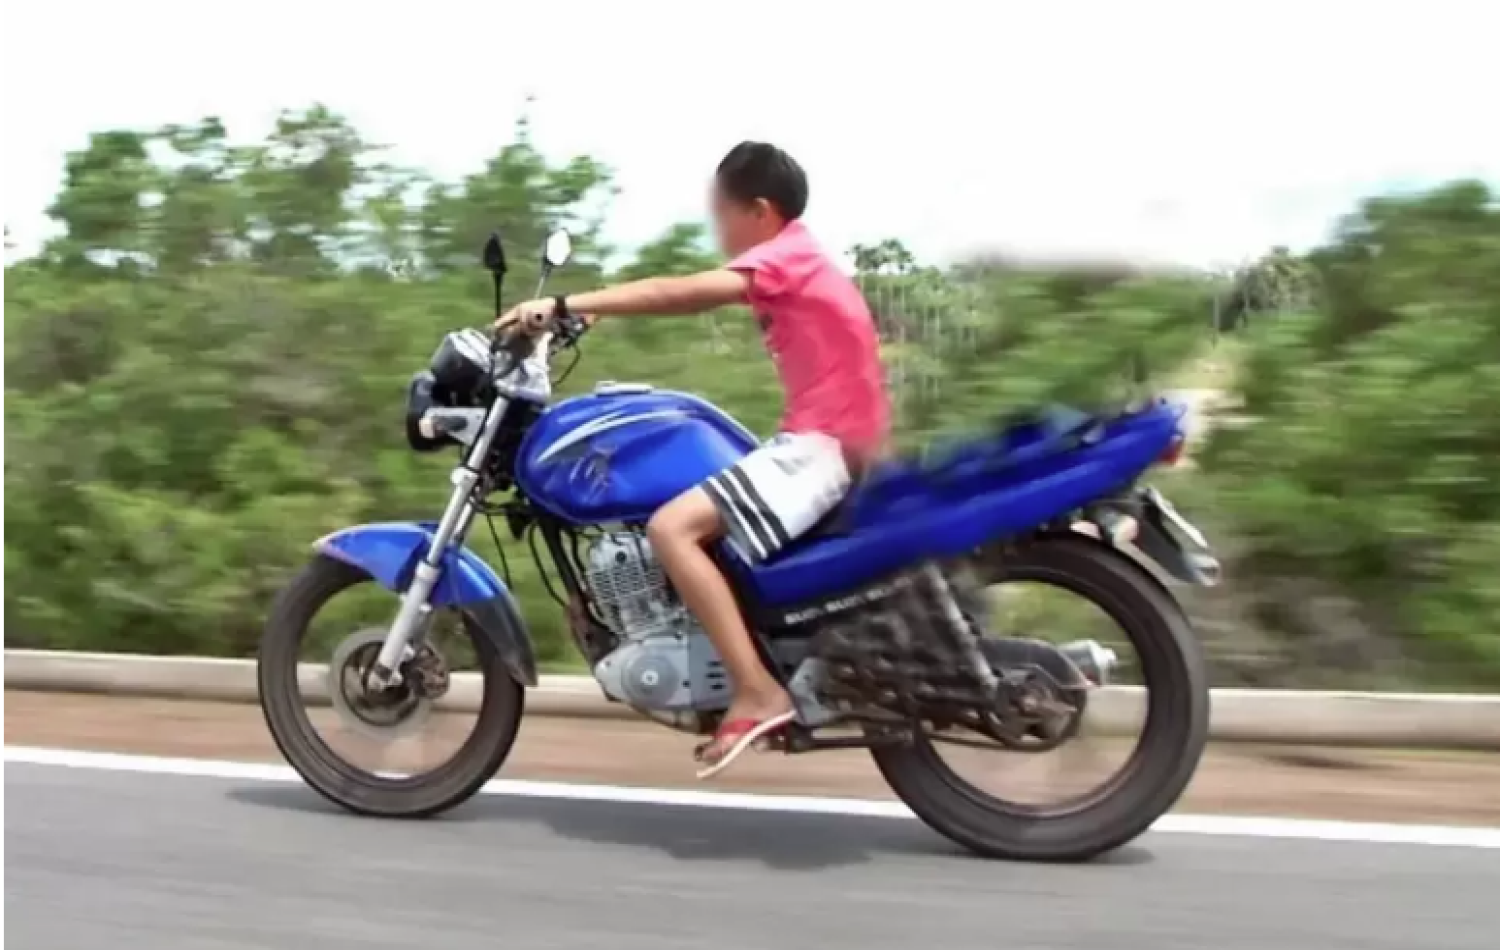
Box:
[428,329,494,400]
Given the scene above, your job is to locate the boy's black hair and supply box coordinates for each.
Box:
[716,141,808,221]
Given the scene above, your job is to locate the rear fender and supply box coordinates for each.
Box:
[313,522,537,686]
[1133,513,1222,587]
[1082,489,1221,588]
[1038,529,1182,608]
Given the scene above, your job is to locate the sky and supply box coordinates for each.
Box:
[4,0,1498,270]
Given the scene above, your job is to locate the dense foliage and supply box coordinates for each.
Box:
[1193,182,1500,686]
[5,106,1496,685]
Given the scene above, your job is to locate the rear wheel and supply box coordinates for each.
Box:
[257,554,525,818]
[871,537,1209,861]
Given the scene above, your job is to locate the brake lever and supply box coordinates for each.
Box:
[554,314,586,347]
[551,296,590,345]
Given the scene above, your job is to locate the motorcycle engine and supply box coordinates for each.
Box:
[584,531,730,713]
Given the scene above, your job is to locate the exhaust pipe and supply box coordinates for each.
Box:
[1059,639,1119,686]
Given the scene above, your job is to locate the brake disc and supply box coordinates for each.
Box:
[327,628,433,741]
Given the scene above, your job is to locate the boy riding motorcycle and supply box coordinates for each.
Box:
[497,141,890,778]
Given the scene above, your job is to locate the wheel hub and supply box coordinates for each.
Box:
[328,629,446,740]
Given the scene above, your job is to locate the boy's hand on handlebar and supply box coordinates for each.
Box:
[494,298,557,337]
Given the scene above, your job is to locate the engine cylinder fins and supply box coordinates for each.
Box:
[582,529,680,639]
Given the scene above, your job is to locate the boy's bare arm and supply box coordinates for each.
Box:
[569,270,749,317]
[497,270,749,333]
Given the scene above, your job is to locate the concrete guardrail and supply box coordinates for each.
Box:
[6,649,1500,750]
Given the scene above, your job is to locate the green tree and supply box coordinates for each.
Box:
[419,113,613,282]
[1200,181,1500,684]
[45,130,159,269]
[857,243,1210,444]
[9,104,1497,688]
[850,238,916,275]
[151,118,247,270]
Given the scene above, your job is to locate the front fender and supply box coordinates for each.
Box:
[313,521,537,686]
[314,521,500,606]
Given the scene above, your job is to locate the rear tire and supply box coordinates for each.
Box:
[871,537,1209,861]
[257,554,525,818]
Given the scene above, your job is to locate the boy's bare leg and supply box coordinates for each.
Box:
[647,487,793,763]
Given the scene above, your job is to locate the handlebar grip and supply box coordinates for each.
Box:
[487,297,581,367]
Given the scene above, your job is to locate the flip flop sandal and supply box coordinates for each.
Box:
[693,710,798,781]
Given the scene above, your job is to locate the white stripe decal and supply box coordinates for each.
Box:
[536,409,690,463]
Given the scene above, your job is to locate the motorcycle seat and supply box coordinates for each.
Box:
[764,406,1110,558]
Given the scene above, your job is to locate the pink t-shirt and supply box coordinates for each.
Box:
[728,221,891,462]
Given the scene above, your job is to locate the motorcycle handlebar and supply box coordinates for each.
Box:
[488,302,588,369]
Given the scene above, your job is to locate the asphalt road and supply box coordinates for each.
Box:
[6,761,1498,950]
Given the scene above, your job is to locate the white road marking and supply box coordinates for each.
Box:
[6,745,1499,849]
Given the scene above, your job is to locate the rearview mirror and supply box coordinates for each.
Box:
[543,229,573,269]
[482,232,507,275]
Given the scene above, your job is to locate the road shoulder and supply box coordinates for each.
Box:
[6,690,1499,826]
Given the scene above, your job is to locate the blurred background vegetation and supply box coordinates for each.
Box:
[5,106,1498,687]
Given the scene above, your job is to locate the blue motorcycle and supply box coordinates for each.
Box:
[258,228,1220,861]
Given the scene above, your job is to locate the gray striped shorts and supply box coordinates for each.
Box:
[703,432,851,563]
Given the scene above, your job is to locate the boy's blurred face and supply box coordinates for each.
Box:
[710,182,779,258]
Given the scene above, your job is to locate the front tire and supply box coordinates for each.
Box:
[871,537,1210,861]
[258,554,526,818]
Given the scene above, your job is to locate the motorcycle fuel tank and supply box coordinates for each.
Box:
[515,382,760,524]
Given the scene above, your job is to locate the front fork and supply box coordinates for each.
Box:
[367,394,512,688]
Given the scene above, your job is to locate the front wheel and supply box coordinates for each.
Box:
[871,537,1210,861]
[258,554,525,818]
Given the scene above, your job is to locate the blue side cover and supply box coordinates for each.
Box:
[314,521,507,606]
[516,388,759,524]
